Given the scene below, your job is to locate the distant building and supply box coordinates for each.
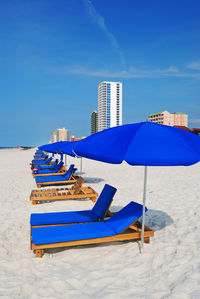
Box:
[71,136,86,141]
[51,131,57,143]
[51,128,70,143]
[148,111,188,127]
[56,128,70,141]
[98,81,122,132]
[91,110,98,134]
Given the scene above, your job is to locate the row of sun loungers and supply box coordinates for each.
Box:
[31,154,80,188]
[31,152,98,203]
[29,150,154,257]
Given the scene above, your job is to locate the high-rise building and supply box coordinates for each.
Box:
[56,128,70,141]
[98,81,122,132]
[51,131,57,143]
[91,110,98,134]
[148,111,188,127]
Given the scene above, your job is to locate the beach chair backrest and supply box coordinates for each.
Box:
[50,161,56,168]
[106,201,148,234]
[54,161,64,172]
[92,184,117,220]
[72,177,84,194]
[46,157,52,163]
[63,164,75,180]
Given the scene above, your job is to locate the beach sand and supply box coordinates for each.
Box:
[0,148,200,298]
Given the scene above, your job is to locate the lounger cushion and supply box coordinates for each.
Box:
[31,210,97,226]
[106,201,147,234]
[32,158,52,165]
[33,162,56,170]
[34,162,56,172]
[32,157,48,162]
[30,184,115,226]
[92,184,117,219]
[32,222,115,245]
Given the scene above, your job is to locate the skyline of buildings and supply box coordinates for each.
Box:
[49,84,195,144]
[98,81,122,132]
[148,111,188,127]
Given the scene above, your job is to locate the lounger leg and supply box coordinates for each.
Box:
[91,197,96,203]
[144,237,150,244]
[35,249,44,258]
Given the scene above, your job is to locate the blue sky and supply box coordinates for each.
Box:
[0,0,200,146]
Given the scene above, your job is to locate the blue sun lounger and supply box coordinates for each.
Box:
[35,164,79,187]
[32,154,48,161]
[33,160,58,170]
[33,155,45,160]
[31,201,154,257]
[31,157,53,166]
[33,161,65,176]
[31,184,117,227]
[31,156,49,164]
[35,150,43,154]
[34,154,45,159]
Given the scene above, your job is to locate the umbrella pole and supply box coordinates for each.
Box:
[141,166,148,249]
[80,157,82,173]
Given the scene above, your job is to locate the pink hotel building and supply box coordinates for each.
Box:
[148,110,188,127]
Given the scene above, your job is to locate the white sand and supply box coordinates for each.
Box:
[0,148,200,298]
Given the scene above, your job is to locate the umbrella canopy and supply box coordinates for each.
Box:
[73,122,200,166]
[38,143,57,154]
[38,141,74,156]
[58,140,81,157]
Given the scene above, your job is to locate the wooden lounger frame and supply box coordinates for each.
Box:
[31,178,97,204]
[30,221,154,258]
[33,165,67,177]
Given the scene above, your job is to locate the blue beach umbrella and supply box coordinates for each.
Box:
[72,122,200,247]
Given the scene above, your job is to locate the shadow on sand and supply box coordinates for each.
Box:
[83,177,104,184]
[75,171,85,176]
[145,208,174,231]
[36,197,93,205]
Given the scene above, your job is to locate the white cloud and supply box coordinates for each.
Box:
[67,65,200,79]
[187,61,200,71]
[82,0,125,65]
